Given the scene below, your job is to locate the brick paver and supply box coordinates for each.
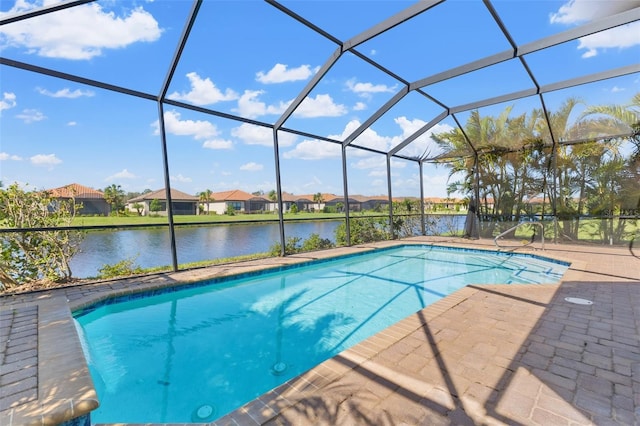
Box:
[0,305,38,412]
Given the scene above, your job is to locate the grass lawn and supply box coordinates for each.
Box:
[72,212,346,227]
[509,218,638,242]
[71,210,465,227]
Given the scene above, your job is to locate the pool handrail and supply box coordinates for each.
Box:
[494,221,545,251]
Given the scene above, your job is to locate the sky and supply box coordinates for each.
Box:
[1,0,639,198]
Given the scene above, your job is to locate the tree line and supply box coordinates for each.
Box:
[432,94,640,242]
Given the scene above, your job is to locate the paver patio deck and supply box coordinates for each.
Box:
[1,237,639,425]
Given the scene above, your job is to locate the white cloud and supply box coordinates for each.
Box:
[284,117,452,162]
[576,22,640,58]
[170,174,192,183]
[284,119,385,160]
[36,87,94,98]
[30,153,61,167]
[346,79,396,97]
[168,72,238,105]
[389,117,452,158]
[67,121,77,126]
[231,123,296,147]
[352,156,406,172]
[153,110,219,140]
[0,2,162,60]
[203,139,233,149]
[282,139,341,160]
[0,92,17,112]
[351,121,393,152]
[234,92,346,119]
[353,102,367,111]
[351,156,385,170]
[16,109,46,123]
[302,176,322,188]
[422,173,451,197]
[106,169,137,181]
[256,63,319,84]
[611,86,625,93]
[550,0,640,58]
[550,0,640,24]
[0,152,23,161]
[239,162,263,171]
[234,90,289,118]
[294,94,347,118]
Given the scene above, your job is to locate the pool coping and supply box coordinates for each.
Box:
[0,238,582,425]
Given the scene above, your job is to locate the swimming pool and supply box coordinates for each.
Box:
[74,245,568,424]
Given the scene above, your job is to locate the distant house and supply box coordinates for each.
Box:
[323,194,364,212]
[126,188,199,216]
[205,190,269,214]
[424,197,467,212]
[353,194,389,211]
[266,192,300,213]
[47,183,110,216]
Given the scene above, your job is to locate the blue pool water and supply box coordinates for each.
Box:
[74,245,568,424]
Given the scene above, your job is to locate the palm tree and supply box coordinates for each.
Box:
[103,184,125,216]
[313,192,324,212]
[433,106,522,235]
[581,92,640,161]
[198,189,212,215]
[534,97,592,238]
[580,92,640,238]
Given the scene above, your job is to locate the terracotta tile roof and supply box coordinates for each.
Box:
[280,192,300,202]
[47,183,104,199]
[349,194,390,202]
[128,188,198,202]
[424,197,465,203]
[208,189,267,202]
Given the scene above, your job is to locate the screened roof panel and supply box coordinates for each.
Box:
[393,114,453,161]
[344,144,393,195]
[422,58,535,109]
[357,0,512,82]
[452,96,548,154]
[540,74,640,143]
[281,51,401,138]
[490,0,588,45]
[351,90,445,154]
[423,115,474,162]
[525,25,640,86]
[166,0,336,124]
[492,1,640,46]
[165,111,279,194]
[277,0,416,42]
[0,0,192,94]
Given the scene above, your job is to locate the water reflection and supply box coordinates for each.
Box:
[71,221,340,278]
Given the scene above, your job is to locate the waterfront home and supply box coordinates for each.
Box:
[204,189,270,214]
[424,197,468,212]
[125,188,199,216]
[47,183,110,216]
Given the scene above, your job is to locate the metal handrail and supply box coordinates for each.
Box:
[494,221,545,251]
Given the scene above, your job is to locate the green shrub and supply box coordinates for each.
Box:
[0,183,84,290]
[301,233,334,251]
[335,216,389,245]
[97,257,143,279]
[268,233,333,256]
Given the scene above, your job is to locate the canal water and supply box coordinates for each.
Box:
[70,216,465,278]
[70,221,341,278]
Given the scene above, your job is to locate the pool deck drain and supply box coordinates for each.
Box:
[1,237,639,425]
